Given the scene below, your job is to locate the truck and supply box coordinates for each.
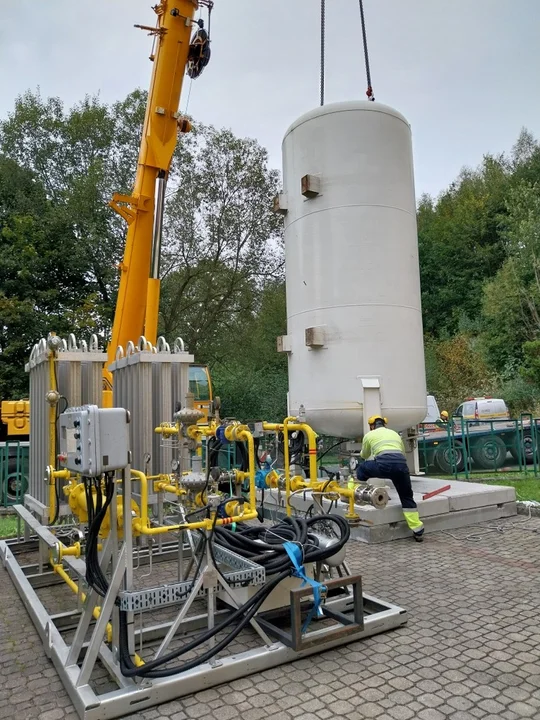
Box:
[0,401,29,505]
[418,396,537,473]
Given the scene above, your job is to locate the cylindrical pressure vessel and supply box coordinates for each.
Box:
[280,101,426,438]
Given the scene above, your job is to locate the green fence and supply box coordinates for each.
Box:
[418,415,539,478]
[0,441,29,507]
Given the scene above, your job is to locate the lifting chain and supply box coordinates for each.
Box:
[320,0,326,106]
[358,0,375,101]
[319,0,375,105]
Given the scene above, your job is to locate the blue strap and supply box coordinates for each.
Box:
[283,541,326,633]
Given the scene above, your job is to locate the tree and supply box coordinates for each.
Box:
[425,334,498,413]
[481,182,540,370]
[0,89,146,332]
[417,155,510,337]
[209,282,288,421]
[0,89,285,408]
[159,125,283,362]
[0,156,94,398]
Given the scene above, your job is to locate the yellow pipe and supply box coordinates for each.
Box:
[58,542,81,559]
[53,563,144,665]
[223,424,257,512]
[132,468,257,535]
[53,563,112,643]
[263,421,318,482]
[263,419,318,516]
[131,470,151,530]
[154,481,186,496]
[133,509,258,536]
[48,353,57,523]
[283,417,294,517]
[154,424,179,437]
[294,422,319,483]
[237,429,256,512]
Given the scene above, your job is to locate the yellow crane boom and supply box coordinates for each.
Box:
[106,0,210,399]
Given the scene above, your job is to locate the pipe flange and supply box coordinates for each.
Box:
[50,542,62,564]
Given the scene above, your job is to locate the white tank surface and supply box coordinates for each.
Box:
[279,100,426,438]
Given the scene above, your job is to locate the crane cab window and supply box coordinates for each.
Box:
[189,366,210,401]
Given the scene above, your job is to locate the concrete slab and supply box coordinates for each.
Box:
[348,501,518,543]
[257,476,517,542]
[412,476,516,511]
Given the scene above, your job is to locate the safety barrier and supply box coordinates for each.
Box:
[0,441,29,507]
[418,415,540,478]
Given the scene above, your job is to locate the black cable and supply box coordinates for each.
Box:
[119,513,350,677]
[236,441,249,473]
[254,438,262,469]
[85,473,115,597]
[184,505,211,521]
[317,439,346,463]
[202,436,220,501]
[120,499,285,677]
[119,568,288,678]
[52,477,61,525]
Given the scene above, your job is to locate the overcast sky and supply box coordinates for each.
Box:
[1,0,538,198]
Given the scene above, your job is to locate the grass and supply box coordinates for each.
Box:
[0,515,19,538]
[433,472,540,502]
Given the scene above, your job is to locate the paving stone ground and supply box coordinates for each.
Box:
[1,515,540,720]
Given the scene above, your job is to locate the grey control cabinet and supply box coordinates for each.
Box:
[59,405,130,476]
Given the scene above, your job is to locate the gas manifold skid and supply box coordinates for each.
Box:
[2,360,406,719]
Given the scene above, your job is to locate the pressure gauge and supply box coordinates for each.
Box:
[171,458,180,473]
[349,456,359,472]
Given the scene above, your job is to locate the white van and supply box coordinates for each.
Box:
[454,397,509,422]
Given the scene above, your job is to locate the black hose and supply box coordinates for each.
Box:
[254,438,262,469]
[119,568,288,677]
[317,439,346,463]
[118,513,350,677]
[85,473,115,597]
[235,441,249,472]
[202,436,221,501]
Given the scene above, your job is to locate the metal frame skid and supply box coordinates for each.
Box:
[1,383,406,720]
[1,502,406,720]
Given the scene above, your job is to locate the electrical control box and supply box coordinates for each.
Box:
[58,405,130,476]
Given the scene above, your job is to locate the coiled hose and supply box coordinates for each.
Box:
[119,513,350,677]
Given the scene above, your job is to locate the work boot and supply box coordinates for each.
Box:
[413,527,424,543]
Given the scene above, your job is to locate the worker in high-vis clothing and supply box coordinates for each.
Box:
[356,416,424,542]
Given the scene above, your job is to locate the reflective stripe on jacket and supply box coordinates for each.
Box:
[360,427,405,460]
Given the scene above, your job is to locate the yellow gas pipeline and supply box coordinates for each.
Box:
[263,420,319,516]
[131,465,257,537]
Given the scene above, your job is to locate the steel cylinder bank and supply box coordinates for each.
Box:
[278,100,427,438]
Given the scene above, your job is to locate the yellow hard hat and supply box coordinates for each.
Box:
[441,410,449,419]
[368,415,388,426]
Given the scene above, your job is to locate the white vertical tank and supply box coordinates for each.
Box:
[280,101,426,438]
